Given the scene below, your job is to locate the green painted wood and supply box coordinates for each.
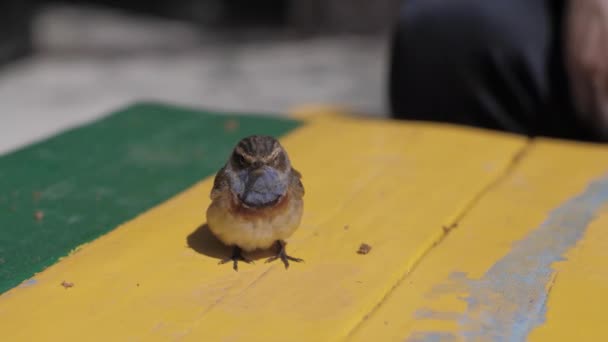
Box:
[0,102,302,294]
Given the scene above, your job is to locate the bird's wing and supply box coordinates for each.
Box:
[292,167,302,179]
[210,165,229,200]
[290,168,305,197]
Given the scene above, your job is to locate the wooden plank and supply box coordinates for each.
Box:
[0,102,301,295]
[348,139,608,341]
[528,186,608,341]
[0,114,525,341]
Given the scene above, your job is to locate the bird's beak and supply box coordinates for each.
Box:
[249,166,266,179]
[239,166,286,207]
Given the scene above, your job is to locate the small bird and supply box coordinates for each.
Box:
[206,135,305,271]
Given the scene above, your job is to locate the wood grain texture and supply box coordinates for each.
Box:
[0,111,525,341]
[349,139,608,342]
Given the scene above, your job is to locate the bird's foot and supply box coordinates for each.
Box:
[219,246,254,271]
[265,240,303,269]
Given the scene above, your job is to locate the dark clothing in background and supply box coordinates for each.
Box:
[388,0,597,142]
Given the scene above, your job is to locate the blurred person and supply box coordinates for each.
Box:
[0,0,34,66]
[388,0,608,142]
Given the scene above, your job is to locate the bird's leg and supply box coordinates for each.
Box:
[265,240,303,269]
[219,246,253,271]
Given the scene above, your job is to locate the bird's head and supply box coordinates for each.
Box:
[225,135,292,208]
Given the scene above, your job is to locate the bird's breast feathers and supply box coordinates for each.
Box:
[206,190,303,252]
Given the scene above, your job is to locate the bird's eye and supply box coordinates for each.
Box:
[234,153,248,167]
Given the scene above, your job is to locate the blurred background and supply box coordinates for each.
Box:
[0,0,401,155]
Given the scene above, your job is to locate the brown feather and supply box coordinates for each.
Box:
[210,165,228,201]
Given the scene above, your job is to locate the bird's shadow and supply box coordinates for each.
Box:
[186,223,276,262]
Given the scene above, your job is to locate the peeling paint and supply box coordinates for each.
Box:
[18,278,37,288]
[412,173,608,341]
[408,331,458,342]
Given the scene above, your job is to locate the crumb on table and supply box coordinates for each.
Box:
[357,243,372,255]
[34,210,44,221]
[224,119,239,132]
[61,281,74,288]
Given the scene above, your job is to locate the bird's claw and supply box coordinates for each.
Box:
[265,240,304,269]
[219,246,253,271]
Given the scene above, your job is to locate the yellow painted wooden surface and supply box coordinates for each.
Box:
[349,139,608,341]
[0,114,527,341]
[529,190,608,339]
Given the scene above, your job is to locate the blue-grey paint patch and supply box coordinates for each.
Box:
[411,174,608,341]
[18,278,37,288]
[407,331,458,342]
[415,309,462,321]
